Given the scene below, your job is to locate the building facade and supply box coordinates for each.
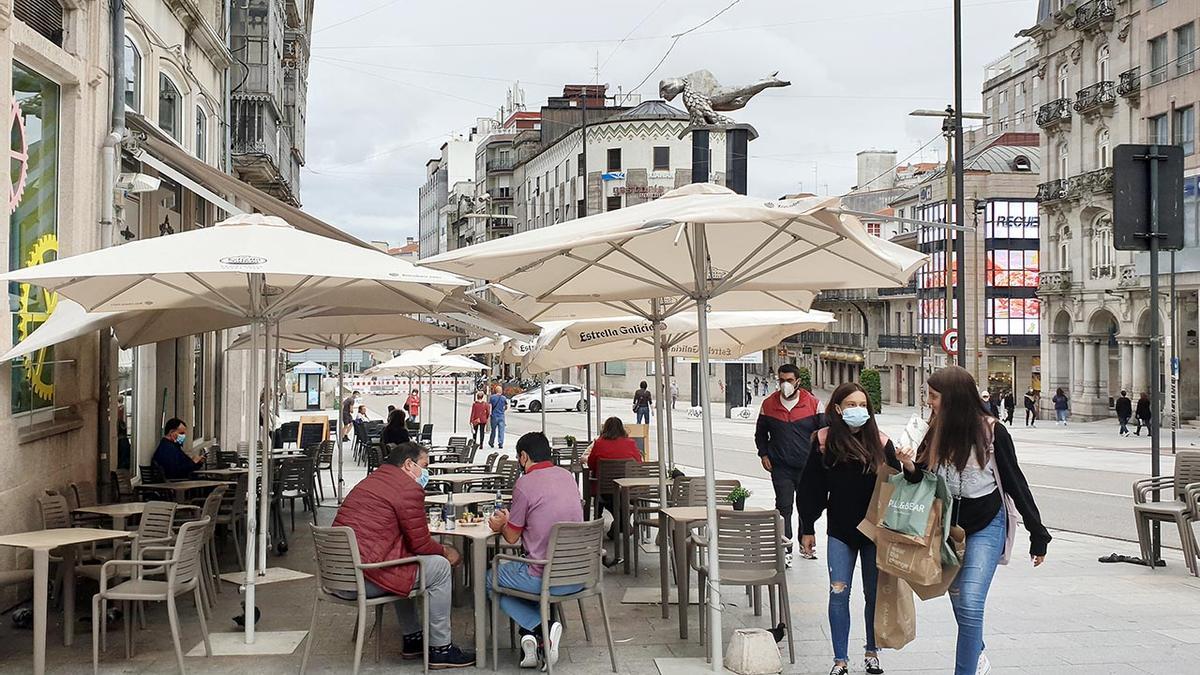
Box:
[417,133,475,259]
[1025,0,1199,421]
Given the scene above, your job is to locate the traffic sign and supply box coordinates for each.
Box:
[940,328,958,356]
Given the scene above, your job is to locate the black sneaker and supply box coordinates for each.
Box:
[865,654,884,674]
[828,665,848,675]
[401,631,424,660]
[429,644,476,670]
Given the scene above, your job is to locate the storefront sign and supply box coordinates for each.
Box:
[566,319,668,349]
[613,185,666,198]
[601,172,626,181]
[674,351,764,365]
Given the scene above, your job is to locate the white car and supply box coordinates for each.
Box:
[512,384,596,413]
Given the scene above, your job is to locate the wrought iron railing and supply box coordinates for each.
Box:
[1071,0,1115,31]
[1116,68,1140,97]
[1035,98,1072,128]
[1073,81,1116,113]
[878,334,918,350]
[1037,179,1068,203]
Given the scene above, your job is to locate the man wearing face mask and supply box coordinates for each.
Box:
[755,363,826,567]
[152,418,206,480]
[332,442,474,668]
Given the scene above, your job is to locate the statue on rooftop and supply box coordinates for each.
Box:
[659,70,790,126]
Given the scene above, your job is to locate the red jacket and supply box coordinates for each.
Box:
[754,389,825,471]
[332,464,444,596]
[586,437,642,494]
[470,401,491,425]
[406,394,421,418]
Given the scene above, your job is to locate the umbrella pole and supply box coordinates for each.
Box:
[691,226,723,670]
[662,342,676,469]
[650,300,668,527]
[243,317,259,644]
[595,363,602,432]
[540,375,546,434]
[336,336,345,503]
[258,319,273,573]
[585,364,593,443]
[453,374,459,434]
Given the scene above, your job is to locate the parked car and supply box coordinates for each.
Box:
[511,384,596,413]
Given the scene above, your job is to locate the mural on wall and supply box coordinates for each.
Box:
[9,62,61,413]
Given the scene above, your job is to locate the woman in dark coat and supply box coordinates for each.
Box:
[1135,392,1153,436]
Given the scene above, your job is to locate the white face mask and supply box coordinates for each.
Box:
[779,381,797,399]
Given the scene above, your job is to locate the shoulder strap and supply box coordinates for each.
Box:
[815,427,828,452]
[877,431,891,448]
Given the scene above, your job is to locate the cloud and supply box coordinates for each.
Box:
[301,0,1041,244]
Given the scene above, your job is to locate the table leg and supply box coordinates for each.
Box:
[472,536,487,669]
[674,520,690,639]
[658,513,669,620]
[62,545,77,646]
[114,515,128,531]
[619,487,629,574]
[33,549,49,675]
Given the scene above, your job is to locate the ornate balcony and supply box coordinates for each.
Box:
[1071,0,1115,32]
[878,282,917,297]
[1066,174,1091,199]
[1086,167,1113,194]
[1038,270,1073,294]
[1036,98,1072,129]
[1073,81,1116,114]
[878,334,918,350]
[1037,179,1068,203]
[486,157,515,172]
[1118,264,1139,288]
[1116,68,1140,99]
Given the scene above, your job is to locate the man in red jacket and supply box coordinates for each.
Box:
[332,442,473,668]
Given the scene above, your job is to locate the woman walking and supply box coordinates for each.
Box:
[1052,387,1069,425]
[1135,392,1152,436]
[918,366,1050,675]
[632,380,652,425]
[469,391,490,446]
[800,382,920,675]
[1022,389,1037,427]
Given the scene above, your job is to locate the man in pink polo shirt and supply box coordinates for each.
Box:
[486,432,583,670]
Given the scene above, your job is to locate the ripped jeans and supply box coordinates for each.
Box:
[826,535,878,663]
[948,506,1007,675]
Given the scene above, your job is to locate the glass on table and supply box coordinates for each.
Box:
[427,508,443,530]
[478,503,495,520]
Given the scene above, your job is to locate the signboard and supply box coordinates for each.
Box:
[613,185,666,198]
[674,351,764,365]
[566,319,666,349]
[940,328,958,356]
[601,172,626,181]
[1112,144,1185,251]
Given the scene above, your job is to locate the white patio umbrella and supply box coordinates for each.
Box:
[368,345,490,437]
[0,213,468,645]
[423,183,926,666]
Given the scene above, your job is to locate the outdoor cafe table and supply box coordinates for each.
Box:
[427,473,498,493]
[425,493,496,510]
[138,479,233,503]
[194,467,249,479]
[427,462,486,474]
[0,527,134,675]
[612,477,663,575]
[73,502,147,530]
[658,505,765,639]
[427,519,500,669]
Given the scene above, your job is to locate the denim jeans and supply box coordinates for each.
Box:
[826,536,878,663]
[1055,409,1068,423]
[1118,415,1130,435]
[485,561,583,631]
[489,416,506,448]
[948,506,1007,675]
[635,405,650,425]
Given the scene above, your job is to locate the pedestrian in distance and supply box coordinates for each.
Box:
[753,376,761,397]
[1135,392,1152,436]
[1023,388,1037,427]
[755,362,826,568]
[1114,390,1133,437]
[980,389,1000,419]
[405,388,421,422]
[341,389,359,441]
[1002,390,1015,425]
[488,384,508,449]
[633,380,652,425]
[670,379,679,409]
[917,366,1049,675]
[799,382,921,675]
[1052,387,1069,425]
[469,390,490,447]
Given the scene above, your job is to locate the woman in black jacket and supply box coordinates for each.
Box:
[799,382,920,675]
[382,408,410,445]
[1135,392,1152,436]
[919,366,1050,675]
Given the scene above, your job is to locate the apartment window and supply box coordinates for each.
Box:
[577,198,585,217]
[1174,106,1195,155]
[1097,129,1110,169]
[1057,64,1069,100]
[1058,142,1069,179]
[1150,114,1169,145]
[606,148,621,172]
[195,106,207,162]
[554,166,559,184]
[653,146,670,171]
[1150,34,1168,84]
[124,37,141,111]
[984,95,993,113]
[1177,23,1196,76]
[577,152,585,176]
[606,195,621,212]
[1097,44,1110,82]
[158,73,182,141]
[867,222,881,237]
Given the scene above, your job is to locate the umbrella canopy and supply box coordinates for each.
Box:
[368,344,490,376]
[225,313,458,352]
[522,310,834,375]
[446,335,532,365]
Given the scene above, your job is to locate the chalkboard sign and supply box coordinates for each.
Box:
[297,415,329,452]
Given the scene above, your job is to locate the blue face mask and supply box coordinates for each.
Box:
[176,433,186,445]
[841,407,871,429]
[416,468,430,488]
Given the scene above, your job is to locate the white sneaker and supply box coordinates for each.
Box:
[519,635,538,668]
[784,552,793,569]
[976,652,991,675]
[544,621,562,670]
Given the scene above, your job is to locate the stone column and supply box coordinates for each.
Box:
[1132,341,1149,396]
[1120,340,1134,394]
[1071,338,1086,397]
[1083,339,1099,397]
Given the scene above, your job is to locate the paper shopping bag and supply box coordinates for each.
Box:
[858,466,898,543]
[875,497,945,586]
[909,524,966,601]
[874,569,916,649]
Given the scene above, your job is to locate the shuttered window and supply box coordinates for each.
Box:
[15,0,64,47]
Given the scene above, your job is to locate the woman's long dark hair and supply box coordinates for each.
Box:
[599,416,627,440]
[920,366,990,471]
[821,382,885,472]
[384,409,406,436]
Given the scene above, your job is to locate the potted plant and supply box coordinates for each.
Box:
[724,486,752,511]
[563,435,577,448]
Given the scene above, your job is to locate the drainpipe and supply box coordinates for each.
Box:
[98,0,126,492]
[224,0,232,175]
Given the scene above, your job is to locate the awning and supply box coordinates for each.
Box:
[125,114,366,247]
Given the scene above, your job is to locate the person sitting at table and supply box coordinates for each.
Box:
[383,408,411,445]
[486,432,584,670]
[152,418,205,480]
[582,417,643,539]
[332,442,474,668]
[354,404,370,422]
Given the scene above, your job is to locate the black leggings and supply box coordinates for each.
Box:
[471,423,486,446]
[1025,408,1035,426]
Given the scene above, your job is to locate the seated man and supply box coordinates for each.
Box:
[152,418,205,480]
[332,442,474,668]
[486,432,584,670]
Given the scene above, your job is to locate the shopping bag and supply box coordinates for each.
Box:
[881,470,939,539]
[910,525,966,601]
[857,466,897,543]
[876,496,945,586]
[874,569,916,649]
[898,413,929,454]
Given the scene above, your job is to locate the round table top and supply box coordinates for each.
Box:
[660,505,764,521]
[428,521,500,540]
[73,503,148,517]
[0,527,133,550]
[424,493,496,507]
[427,473,498,484]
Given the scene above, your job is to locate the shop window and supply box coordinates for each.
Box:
[10,62,62,415]
[604,361,626,376]
[159,74,182,141]
[195,106,207,162]
[607,195,621,212]
[124,37,142,112]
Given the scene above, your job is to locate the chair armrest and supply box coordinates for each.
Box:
[1185,482,1200,518]
[358,556,421,570]
[98,557,176,593]
[1133,476,1174,503]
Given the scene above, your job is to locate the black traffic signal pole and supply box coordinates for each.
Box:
[1142,144,1165,562]
[952,0,967,369]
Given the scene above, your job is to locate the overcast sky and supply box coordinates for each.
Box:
[301,0,1040,245]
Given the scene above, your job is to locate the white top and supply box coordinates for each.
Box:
[780,395,799,411]
[937,454,997,499]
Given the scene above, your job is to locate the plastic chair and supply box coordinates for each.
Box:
[1133,449,1200,574]
[110,470,136,503]
[300,525,431,675]
[216,476,248,570]
[490,519,617,673]
[139,464,166,484]
[669,476,743,507]
[688,510,794,664]
[91,518,212,674]
[313,440,336,501]
[419,424,434,445]
[274,456,317,532]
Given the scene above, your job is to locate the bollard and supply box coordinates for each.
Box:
[723,628,782,675]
